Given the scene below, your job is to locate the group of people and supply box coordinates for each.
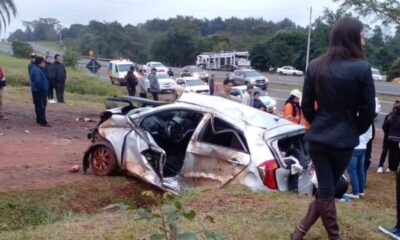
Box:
[125,66,160,100]
[28,53,67,127]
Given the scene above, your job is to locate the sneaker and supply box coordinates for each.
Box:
[344,193,360,199]
[377,167,383,173]
[378,225,400,239]
[386,168,391,173]
[48,99,57,104]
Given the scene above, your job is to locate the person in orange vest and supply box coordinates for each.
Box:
[283,89,302,124]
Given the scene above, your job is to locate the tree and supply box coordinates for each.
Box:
[63,47,79,68]
[0,0,17,31]
[334,0,400,25]
[11,41,33,58]
[387,59,400,81]
[369,26,384,47]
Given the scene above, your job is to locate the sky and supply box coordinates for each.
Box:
[4,0,340,37]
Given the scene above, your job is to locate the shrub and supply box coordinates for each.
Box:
[11,41,33,59]
[63,48,79,68]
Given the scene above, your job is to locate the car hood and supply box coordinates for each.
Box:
[260,96,275,106]
[246,76,265,81]
[185,85,209,91]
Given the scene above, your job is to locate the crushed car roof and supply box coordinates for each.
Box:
[178,93,298,130]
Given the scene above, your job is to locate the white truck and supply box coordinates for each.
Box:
[196,51,251,72]
[107,59,136,85]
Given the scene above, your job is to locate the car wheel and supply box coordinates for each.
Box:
[292,73,297,76]
[90,144,118,176]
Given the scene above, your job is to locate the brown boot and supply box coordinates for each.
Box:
[317,198,340,240]
[292,199,320,240]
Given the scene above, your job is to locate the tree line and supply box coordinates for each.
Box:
[8,12,400,80]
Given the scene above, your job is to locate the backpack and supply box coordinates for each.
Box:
[0,67,6,87]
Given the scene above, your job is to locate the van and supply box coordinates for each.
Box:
[107,60,134,85]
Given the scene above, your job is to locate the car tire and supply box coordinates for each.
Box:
[90,143,118,176]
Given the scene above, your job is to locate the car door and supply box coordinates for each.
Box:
[180,114,251,188]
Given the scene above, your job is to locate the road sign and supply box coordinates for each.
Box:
[86,58,101,74]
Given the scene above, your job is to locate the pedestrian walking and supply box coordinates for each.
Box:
[126,65,137,96]
[44,56,56,103]
[53,54,67,103]
[384,101,400,172]
[0,65,6,119]
[148,68,160,101]
[138,69,147,99]
[283,89,302,124]
[346,125,373,199]
[29,56,50,127]
[292,17,375,240]
[209,74,215,95]
[242,84,254,106]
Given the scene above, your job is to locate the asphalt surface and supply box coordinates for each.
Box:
[0,42,394,127]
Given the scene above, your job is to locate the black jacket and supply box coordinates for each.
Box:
[302,58,375,149]
[126,70,137,88]
[53,61,66,83]
[253,98,266,110]
[384,109,400,142]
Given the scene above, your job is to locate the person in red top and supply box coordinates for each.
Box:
[283,89,302,124]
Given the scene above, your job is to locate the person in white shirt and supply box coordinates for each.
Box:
[346,125,373,199]
[242,84,254,106]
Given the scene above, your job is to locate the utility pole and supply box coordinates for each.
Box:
[305,7,312,71]
[57,24,63,46]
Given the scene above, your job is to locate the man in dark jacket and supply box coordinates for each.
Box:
[28,53,36,74]
[30,56,50,127]
[53,54,67,103]
[125,65,137,96]
[209,74,215,95]
[384,103,400,172]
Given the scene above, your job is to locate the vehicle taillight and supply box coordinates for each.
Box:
[258,160,279,190]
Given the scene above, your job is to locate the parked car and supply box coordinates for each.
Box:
[230,69,268,90]
[276,66,304,76]
[83,94,316,195]
[145,62,168,72]
[180,65,209,80]
[174,77,209,94]
[371,67,383,81]
[231,86,277,113]
[107,59,136,85]
[145,72,175,93]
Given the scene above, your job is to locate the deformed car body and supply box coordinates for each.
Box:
[83,94,315,195]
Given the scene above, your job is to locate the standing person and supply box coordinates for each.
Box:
[218,79,240,103]
[253,92,266,111]
[208,74,215,95]
[126,65,137,96]
[29,56,50,127]
[346,125,373,199]
[292,17,375,240]
[28,53,36,74]
[167,68,174,77]
[378,100,400,173]
[384,101,400,172]
[0,66,6,119]
[44,56,56,103]
[148,68,160,101]
[53,54,67,103]
[283,89,302,124]
[137,69,147,99]
[242,84,254,106]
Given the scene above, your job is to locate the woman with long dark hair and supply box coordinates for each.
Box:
[283,89,302,124]
[292,17,375,240]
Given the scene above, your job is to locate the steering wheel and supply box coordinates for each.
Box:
[165,119,185,144]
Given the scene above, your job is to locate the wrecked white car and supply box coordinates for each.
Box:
[83,94,316,195]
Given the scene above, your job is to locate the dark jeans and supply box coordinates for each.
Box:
[396,169,400,227]
[127,86,136,96]
[309,142,353,199]
[55,81,65,103]
[32,90,47,124]
[139,92,147,98]
[47,78,55,99]
[379,138,390,167]
[389,140,400,171]
[152,92,159,101]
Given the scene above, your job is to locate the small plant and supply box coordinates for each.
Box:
[63,47,79,68]
[137,191,227,240]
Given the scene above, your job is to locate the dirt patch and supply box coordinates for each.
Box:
[0,101,99,192]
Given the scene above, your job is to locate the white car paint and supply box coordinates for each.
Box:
[145,72,175,91]
[175,77,209,94]
[277,66,304,76]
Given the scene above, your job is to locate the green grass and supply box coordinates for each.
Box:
[0,172,396,239]
[34,41,65,52]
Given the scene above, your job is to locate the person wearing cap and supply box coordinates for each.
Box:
[283,89,302,124]
[148,67,160,101]
[242,84,254,106]
[28,53,36,74]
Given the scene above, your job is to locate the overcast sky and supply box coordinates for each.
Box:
[5,0,340,36]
